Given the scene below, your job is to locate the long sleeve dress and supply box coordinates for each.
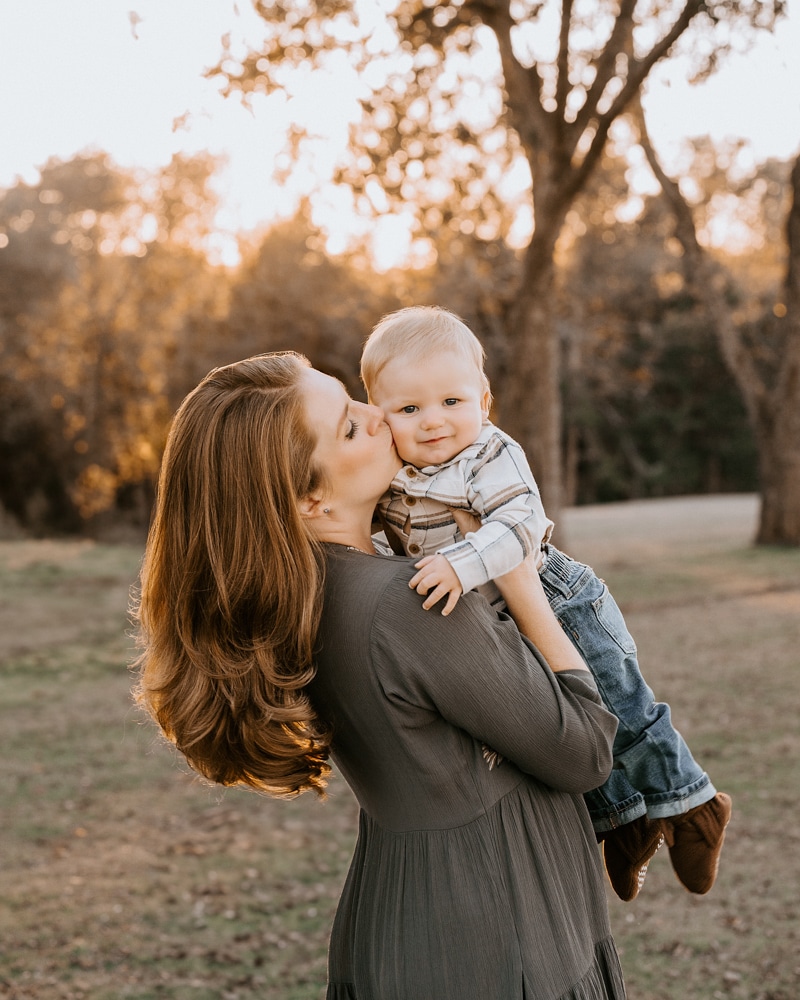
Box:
[310,544,626,1000]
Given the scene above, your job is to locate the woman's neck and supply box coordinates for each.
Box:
[311,513,376,555]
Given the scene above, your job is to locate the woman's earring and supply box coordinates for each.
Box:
[323,508,331,514]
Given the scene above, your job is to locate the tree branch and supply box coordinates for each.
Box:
[608,0,704,117]
[572,0,636,139]
[569,0,704,194]
[554,0,574,118]
[472,0,552,153]
[631,94,766,423]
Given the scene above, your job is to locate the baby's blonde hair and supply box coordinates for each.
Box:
[361,305,490,399]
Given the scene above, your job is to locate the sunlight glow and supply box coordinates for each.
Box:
[0,0,799,270]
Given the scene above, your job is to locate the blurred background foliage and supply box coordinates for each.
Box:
[4,0,798,542]
[0,138,786,537]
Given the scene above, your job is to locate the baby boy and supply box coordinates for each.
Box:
[361,305,732,902]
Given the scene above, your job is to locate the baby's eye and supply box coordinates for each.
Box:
[345,419,360,440]
[443,398,459,406]
[401,405,418,414]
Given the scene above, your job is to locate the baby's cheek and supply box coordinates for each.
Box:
[386,421,412,451]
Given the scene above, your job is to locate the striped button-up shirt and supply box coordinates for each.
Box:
[378,422,554,597]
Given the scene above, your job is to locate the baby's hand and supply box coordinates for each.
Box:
[409,554,463,616]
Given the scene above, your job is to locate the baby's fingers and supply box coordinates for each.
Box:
[414,555,436,569]
[421,585,448,611]
[409,556,435,588]
[440,589,462,617]
[409,568,428,591]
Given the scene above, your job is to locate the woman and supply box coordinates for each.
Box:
[134,352,626,999]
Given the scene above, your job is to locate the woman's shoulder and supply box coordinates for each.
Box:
[322,545,416,607]
[323,546,465,640]
[321,543,516,658]
[326,544,502,644]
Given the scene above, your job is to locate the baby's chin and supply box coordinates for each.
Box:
[404,444,461,467]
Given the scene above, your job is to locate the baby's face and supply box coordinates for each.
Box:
[369,351,489,468]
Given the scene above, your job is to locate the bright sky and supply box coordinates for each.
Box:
[1,0,799,265]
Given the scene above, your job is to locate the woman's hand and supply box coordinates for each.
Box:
[500,564,589,674]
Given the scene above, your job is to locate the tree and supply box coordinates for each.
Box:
[0,154,136,530]
[214,0,784,519]
[555,146,757,504]
[221,208,395,394]
[0,153,227,532]
[634,105,800,544]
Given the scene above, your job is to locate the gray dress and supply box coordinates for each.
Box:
[311,545,626,1000]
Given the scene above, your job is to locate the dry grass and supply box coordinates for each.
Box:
[1,495,798,1000]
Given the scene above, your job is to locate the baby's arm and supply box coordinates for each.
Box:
[408,554,463,616]
[403,428,551,614]
[409,450,543,616]
[434,431,552,594]
[451,509,587,670]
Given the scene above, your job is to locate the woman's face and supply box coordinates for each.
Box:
[301,368,401,510]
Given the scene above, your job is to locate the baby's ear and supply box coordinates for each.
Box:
[480,387,492,419]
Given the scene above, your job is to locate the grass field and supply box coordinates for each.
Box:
[1,495,798,1000]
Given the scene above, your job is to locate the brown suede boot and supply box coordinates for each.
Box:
[659,792,733,894]
[602,815,665,902]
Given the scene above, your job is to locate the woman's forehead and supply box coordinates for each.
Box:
[301,369,350,435]
[303,367,346,396]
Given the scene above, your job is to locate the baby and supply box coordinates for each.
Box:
[362,304,732,902]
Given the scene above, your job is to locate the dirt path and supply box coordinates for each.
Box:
[562,493,759,567]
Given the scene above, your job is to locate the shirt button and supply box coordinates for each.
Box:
[408,543,421,555]
[405,466,417,477]
[403,496,416,507]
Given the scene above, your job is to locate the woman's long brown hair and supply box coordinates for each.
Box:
[132,352,332,797]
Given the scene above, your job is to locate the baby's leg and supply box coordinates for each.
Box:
[540,545,715,818]
[541,545,731,895]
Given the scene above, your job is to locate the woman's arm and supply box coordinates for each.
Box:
[374,572,617,794]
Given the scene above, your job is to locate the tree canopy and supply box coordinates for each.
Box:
[211,0,786,522]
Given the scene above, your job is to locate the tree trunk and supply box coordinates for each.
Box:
[636,102,800,546]
[756,155,800,544]
[494,214,566,524]
[755,395,800,544]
